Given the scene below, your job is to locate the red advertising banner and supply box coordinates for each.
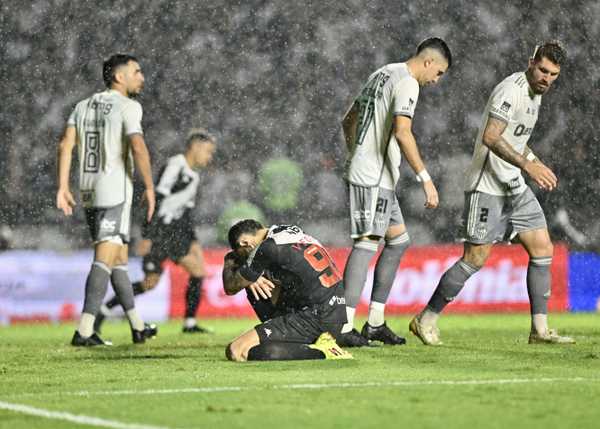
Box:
[167,244,568,318]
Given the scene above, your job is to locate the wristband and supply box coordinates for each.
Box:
[526,152,537,161]
[416,170,431,182]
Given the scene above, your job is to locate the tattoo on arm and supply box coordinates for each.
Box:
[222,258,251,295]
[482,117,527,169]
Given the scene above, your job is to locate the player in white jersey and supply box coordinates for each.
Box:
[411,41,575,345]
[56,54,157,346]
[338,38,452,347]
[94,129,217,334]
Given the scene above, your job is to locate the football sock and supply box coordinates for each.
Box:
[126,309,144,331]
[367,301,385,327]
[77,313,96,338]
[99,304,112,317]
[105,295,120,309]
[341,307,356,333]
[185,277,203,319]
[81,261,111,320]
[184,317,197,329]
[110,265,135,311]
[371,232,410,304]
[343,240,378,331]
[247,342,325,361]
[132,281,145,295]
[527,256,552,334]
[427,259,480,313]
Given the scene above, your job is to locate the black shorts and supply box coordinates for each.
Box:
[142,226,196,274]
[254,305,345,345]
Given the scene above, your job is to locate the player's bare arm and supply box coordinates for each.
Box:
[222,253,275,299]
[56,126,77,216]
[342,102,358,152]
[129,133,156,221]
[393,115,439,208]
[482,117,557,190]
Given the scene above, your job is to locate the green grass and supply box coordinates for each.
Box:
[1,314,599,429]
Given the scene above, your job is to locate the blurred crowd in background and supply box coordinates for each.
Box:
[1,0,598,251]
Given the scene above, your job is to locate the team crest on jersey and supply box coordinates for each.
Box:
[500,101,511,112]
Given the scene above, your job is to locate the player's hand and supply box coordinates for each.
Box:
[523,160,557,191]
[136,239,152,256]
[422,180,439,209]
[247,276,276,300]
[56,188,76,216]
[142,188,156,222]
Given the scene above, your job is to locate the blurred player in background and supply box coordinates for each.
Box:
[339,38,452,347]
[94,129,216,334]
[222,220,351,361]
[410,41,575,345]
[56,54,157,346]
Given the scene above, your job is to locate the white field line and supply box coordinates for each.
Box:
[0,400,177,429]
[6,377,597,399]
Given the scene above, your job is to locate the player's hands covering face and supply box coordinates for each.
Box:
[247,276,276,300]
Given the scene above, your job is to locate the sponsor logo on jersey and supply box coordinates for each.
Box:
[500,101,511,112]
[264,328,272,338]
[100,219,116,232]
[328,295,346,306]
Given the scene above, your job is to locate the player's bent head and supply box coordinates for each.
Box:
[228,219,264,250]
[528,41,566,94]
[416,37,452,68]
[102,54,143,95]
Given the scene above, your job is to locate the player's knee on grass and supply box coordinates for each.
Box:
[226,341,248,362]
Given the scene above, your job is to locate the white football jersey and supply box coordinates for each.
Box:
[67,89,143,207]
[345,63,419,190]
[465,72,542,196]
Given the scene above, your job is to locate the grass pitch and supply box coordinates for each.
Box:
[1,314,599,429]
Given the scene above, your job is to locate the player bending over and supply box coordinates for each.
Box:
[410,41,574,345]
[222,220,352,361]
[95,129,217,334]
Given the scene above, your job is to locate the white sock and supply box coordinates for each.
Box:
[531,313,548,335]
[184,317,197,328]
[77,313,95,338]
[419,308,440,326]
[367,301,385,327]
[126,309,145,331]
[341,307,356,333]
[99,304,112,317]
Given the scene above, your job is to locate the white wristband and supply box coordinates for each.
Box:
[416,170,431,182]
[526,152,537,161]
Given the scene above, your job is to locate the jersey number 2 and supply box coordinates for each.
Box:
[303,244,342,288]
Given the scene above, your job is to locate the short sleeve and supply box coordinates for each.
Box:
[488,84,519,123]
[67,107,77,126]
[392,78,420,118]
[239,239,278,283]
[122,101,143,136]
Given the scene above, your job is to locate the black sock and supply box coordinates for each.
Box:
[105,295,120,309]
[132,281,145,295]
[247,342,325,361]
[185,277,203,319]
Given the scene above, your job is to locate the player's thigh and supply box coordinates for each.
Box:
[226,328,260,362]
[518,228,553,258]
[178,241,206,277]
[94,241,123,267]
[113,244,129,266]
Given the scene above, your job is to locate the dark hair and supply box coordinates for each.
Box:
[533,41,566,66]
[102,54,138,88]
[416,37,452,68]
[186,127,216,148]
[228,219,264,249]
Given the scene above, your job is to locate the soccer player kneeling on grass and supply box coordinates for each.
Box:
[222,220,352,361]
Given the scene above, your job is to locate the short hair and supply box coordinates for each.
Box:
[416,37,452,68]
[532,41,566,66]
[102,54,138,88]
[186,127,216,148]
[228,219,264,249]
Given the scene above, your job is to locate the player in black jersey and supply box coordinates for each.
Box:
[223,219,352,361]
[95,129,216,334]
